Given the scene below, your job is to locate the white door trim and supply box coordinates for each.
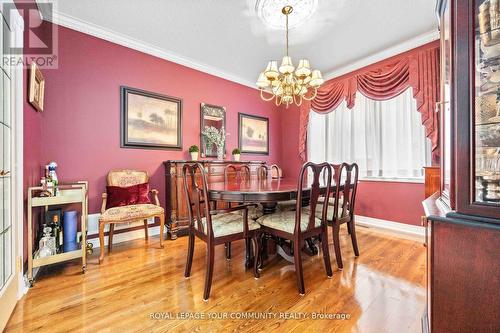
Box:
[10,5,25,297]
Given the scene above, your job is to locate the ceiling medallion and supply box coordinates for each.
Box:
[256,5,324,107]
[255,0,318,30]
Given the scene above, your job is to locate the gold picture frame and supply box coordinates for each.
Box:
[29,62,45,112]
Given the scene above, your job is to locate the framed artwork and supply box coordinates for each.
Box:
[200,103,226,158]
[29,62,45,112]
[120,86,182,150]
[238,113,269,155]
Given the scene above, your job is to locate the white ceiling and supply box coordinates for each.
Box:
[42,0,438,87]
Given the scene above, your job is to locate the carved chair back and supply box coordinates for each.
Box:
[270,164,283,179]
[224,164,250,183]
[107,169,149,187]
[257,165,270,180]
[332,163,359,224]
[183,163,213,237]
[295,162,332,234]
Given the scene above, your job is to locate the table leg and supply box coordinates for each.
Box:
[303,238,319,256]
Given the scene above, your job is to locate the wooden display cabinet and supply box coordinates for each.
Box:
[423,0,500,331]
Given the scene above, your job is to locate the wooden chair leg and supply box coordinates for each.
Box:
[203,243,215,301]
[185,230,195,278]
[332,223,343,270]
[144,219,149,240]
[108,223,115,252]
[252,235,260,279]
[321,230,333,278]
[293,239,305,295]
[225,242,231,260]
[159,214,165,248]
[98,222,105,264]
[349,219,360,257]
[245,238,253,268]
[347,222,352,235]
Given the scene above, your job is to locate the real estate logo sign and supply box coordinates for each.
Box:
[2,0,58,69]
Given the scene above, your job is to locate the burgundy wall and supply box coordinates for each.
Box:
[279,105,425,226]
[35,24,281,214]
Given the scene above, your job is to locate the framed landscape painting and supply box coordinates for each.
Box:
[120,86,182,150]
[238,113,269,155]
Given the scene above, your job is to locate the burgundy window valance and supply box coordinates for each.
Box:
[298,41,440,162]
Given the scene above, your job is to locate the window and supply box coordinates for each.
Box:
[307,88,431,180]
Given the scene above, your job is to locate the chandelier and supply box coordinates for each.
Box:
[256,5,324,107]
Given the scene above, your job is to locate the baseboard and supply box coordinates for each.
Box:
[86,214,159,249]
[355,215,425,241]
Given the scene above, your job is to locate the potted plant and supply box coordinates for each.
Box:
[188,145,199,160]
[232,148,241,161]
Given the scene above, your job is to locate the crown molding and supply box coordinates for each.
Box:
[35,1,257,89]
[323,29,439,81]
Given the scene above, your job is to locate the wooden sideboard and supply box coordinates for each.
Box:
[423,166,440,199]
[163,160,266,239]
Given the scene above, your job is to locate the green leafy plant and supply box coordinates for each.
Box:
[188,145,199,153]
[232,148,241,155]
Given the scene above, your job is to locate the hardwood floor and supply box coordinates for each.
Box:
[6,227,426,333]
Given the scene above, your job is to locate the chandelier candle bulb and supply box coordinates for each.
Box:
[257,72,270,88]
[296,59,311,77]
[264,61,279,80]
[279,56,295,74]
[310,70,324,87]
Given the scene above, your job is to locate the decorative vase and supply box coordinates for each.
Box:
[216,146,224,160]
[190,152,199,161]
[233,154,241,161]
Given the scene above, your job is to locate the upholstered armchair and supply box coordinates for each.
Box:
[98,170,164,263]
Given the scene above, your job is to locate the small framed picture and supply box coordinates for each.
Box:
[238,113,269,155]
[29,62,45,112]
[120,86,183,150]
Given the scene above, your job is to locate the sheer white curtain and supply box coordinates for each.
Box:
[308,88,431,179]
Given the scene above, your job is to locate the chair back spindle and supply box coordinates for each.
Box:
[224,164,250,183]
[333,163,359,223]
[183,163,213,237]
[295,162,332,233]
[257,165,270,181]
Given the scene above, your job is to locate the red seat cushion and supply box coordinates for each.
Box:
[106,182,151,209]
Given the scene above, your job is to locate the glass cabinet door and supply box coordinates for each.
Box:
[441,0,453,206]
[475,0,500,205]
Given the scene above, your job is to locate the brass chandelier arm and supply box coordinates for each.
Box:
[260,89,276,101]
[293,94,303,106]
[302,87,318,101]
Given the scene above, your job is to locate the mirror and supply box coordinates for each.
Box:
[200,103,226,158]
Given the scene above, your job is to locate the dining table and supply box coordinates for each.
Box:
[207,177,345,265]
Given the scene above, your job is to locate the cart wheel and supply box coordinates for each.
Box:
[82,266,87,274]
[86,242,94,255]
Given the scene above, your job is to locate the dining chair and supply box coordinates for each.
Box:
[183,163,260,301]
[98,170,165,263]
[256,165,270,180]
[224,164,250,183]
[224,164,263,260]
[256,162,333,295]
[306,162,360,270]
[270,164,283,179]
[318,163,341,206]
[270,164,298,212]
